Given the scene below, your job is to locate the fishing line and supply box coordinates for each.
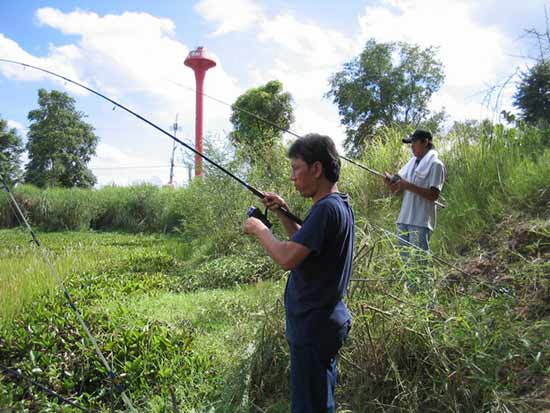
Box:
[168,79,302,140]
[1,58,456,267]
[168,80,447,208]
[171,79,457,270]
[0,163,136,412]
[368,222,469,276]
[0,58,303,225]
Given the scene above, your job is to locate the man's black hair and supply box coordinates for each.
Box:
[288,133,340,183]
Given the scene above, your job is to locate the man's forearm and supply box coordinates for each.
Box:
[274,209,301,237]
[404,182,439,202]
[254,228,309,271]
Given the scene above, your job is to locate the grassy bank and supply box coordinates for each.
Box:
[1,123,549,411]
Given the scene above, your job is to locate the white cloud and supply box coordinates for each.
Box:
[6,120,27,136]
[31,7,242,125]
[0,8,246,185]
[360,0,508,88]
[248,13,358,148]
[90,142,191,187]
[357,0,519,120]
[35,8,187,97]
[0,34,87,95]
[258,14,353,68]
[195,0,264,36]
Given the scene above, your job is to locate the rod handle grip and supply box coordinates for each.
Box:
[278,206,303,225]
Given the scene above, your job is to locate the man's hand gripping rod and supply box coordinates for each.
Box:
[340,155,446,208]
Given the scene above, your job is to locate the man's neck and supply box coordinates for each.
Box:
[312,182,338,204]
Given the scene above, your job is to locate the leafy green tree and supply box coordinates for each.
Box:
[448,119,495,143]
[0,117,24,185]
[327,39,445,156]
[229,80,294,164]
[514,61,550,126]
[24,89,98,188]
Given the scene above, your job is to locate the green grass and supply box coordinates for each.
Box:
[1,123,549,411]
[1,220,548,412]
[0,230,286,412]
[235,216,549,412]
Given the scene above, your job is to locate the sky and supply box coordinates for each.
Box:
[0,0,547,187]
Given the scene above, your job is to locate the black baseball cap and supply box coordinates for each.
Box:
[402,129,433,144]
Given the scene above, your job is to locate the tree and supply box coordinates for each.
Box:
[0,117,24,186]
[229,80,294,163]
[514,61,550,126]
[448,119,495,143]
[327,39,445,156]
[24,89,98,188]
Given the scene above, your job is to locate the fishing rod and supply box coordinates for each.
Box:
[340,155,447,208]
[0,58,303,226]
[170,80,447,209]
[0,163,136,412]
[0,363,96,412]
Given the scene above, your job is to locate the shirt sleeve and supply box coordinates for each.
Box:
[290,203,331,256]
[428,162,445,191]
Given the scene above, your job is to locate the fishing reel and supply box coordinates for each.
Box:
[247,206,272,229]
[389,173,401,183]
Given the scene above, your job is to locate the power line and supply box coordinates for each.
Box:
[90,165,173,170]
[0,58,303,225]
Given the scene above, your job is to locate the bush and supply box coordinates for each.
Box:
[183,254,279,291]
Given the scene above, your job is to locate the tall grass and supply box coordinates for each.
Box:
[339,123,549,252]
[1,123,548,411]
[0,230,97,323]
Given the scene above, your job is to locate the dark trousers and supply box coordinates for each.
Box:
[288,320,350,413]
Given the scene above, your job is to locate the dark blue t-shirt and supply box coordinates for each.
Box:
[285,192,354,344]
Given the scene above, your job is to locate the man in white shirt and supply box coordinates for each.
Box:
[384,129,446,253]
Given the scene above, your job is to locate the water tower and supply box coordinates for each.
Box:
[184,46,216,177]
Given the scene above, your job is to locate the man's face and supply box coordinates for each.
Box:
[290,158,318,198]
[411,139,430,158]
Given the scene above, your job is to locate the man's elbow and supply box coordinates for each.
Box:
[279,254,303,271]
[280,259,297,271]
[276,242,309,271]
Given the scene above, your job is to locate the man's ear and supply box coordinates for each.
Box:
[312,161,323,179]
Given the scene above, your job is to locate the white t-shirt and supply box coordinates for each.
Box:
[397,157,445,231]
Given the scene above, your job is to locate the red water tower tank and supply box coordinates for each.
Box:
[184,46,216,177]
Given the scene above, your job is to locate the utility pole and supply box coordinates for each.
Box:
[182,146,194,184]
[168,114,179,186]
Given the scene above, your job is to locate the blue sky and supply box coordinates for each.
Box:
[0,0,547,186]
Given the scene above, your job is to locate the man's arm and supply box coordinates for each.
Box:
[390,162,444,202]
[261,192,301,237]
[391,178,440,201]
[243,218,309,270]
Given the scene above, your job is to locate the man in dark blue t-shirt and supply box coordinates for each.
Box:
[244,133,354,413]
